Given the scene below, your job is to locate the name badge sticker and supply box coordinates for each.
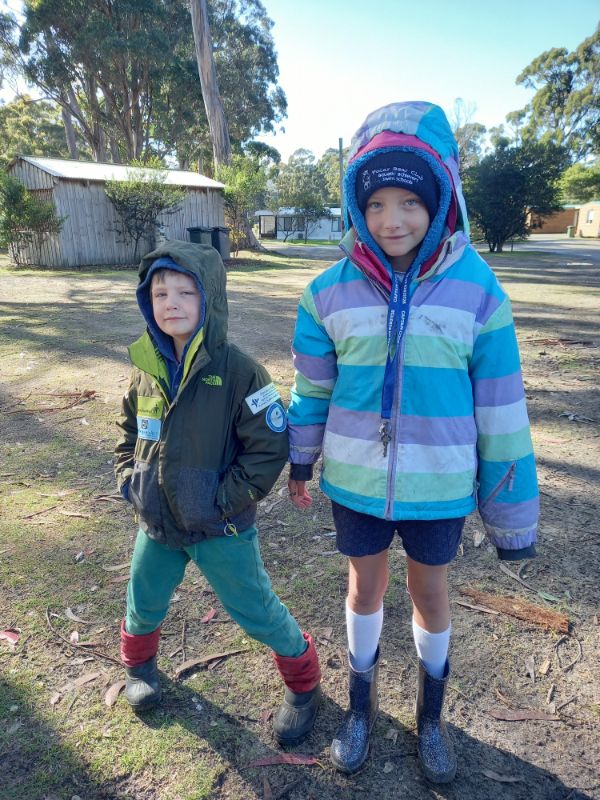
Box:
[245,382,280,415]
[136,395,163,441]
[137,416,161,441]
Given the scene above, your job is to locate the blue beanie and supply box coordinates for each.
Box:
[355,151,439,219]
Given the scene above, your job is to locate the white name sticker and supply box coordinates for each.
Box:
[245,382,280,415]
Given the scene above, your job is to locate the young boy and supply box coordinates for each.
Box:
[114,240,320,744]
[287,102,539,780]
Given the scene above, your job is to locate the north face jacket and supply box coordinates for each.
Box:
[287,102,539,558]
[115,240,289,549]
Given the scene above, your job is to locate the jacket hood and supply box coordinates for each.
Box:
[137,240,228,358]
[343,101,470,279]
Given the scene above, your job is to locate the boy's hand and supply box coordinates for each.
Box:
[288,479,312,510]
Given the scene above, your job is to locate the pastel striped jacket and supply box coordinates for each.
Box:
[288,102,538,553]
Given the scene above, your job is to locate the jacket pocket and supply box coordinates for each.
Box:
[480,462,516,510]
[176,467,223,535]
[129,459,163,528]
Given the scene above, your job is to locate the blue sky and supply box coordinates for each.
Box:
[1,0,597,163]
[256,0,599,160]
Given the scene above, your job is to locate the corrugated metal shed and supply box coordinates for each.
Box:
[6,156,225,268]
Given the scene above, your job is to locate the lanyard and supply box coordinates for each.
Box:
[379,269,413,454]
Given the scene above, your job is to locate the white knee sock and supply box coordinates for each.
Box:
[346,599,383,671]
[412,618,451,679]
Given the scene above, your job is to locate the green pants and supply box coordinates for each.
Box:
[126,526,306,658]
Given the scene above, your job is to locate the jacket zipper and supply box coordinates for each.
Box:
[480,462,516,509]
[384,332,407,519]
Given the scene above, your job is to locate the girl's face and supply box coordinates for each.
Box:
[364,186,430,270]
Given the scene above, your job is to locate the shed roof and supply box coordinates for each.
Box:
[12,156,224,189]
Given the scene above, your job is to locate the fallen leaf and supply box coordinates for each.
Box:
[50,692,62,706]
[59,510,91,519]
[488,707,561,722]
[559,411,594,423]
[383,761,394,773]
[246,754,321,767]
[524,655,535,683]
[0,628,20,646]
[260,709,273,724]
[173,649,246,679]
[537,591,561,603]
[104,680,126,707]
[538,658,551,677]
[60,671,102,693]
[482,769,523,783]
[101,561,131,572]
[109,574,130,584]
[455,599,499,615]
[200,608,216,623]
[65,608,92,624]
[73,672,102,686]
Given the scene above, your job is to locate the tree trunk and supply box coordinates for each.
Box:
[109,138,122,163]
[190,0,232,168]
[60,100,79,159]
[241,217,264,251]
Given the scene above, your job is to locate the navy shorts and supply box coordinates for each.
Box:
[332,501,465,565]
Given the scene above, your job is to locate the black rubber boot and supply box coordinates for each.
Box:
[330,648,379,774]
[416,659,456,783]
[125,656,162,710]
[272,684,322,745]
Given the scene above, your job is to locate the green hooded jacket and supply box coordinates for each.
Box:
[114,240,289,549]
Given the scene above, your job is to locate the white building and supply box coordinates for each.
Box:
[256,207,343,242]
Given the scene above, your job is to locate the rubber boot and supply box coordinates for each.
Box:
[125,656,162,710]
[272,632,321,745]
[330,648,379,774]
[416,659,456,783]
[120,620,162,710]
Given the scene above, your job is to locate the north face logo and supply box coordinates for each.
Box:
[202,375,223,386]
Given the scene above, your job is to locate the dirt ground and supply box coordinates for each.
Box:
[0,240,599,800]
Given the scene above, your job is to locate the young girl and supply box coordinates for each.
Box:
[287,101,538,781]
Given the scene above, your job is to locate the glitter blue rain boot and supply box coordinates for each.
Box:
[416,659,456,783]
[330,648,379,774]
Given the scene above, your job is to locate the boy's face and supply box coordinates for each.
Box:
[364,186,430,271]
[151,270,201,356]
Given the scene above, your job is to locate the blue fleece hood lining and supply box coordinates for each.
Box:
[136,258,207,364]
[344,146,453,276]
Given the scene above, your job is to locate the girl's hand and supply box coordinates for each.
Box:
[288,479,312,510]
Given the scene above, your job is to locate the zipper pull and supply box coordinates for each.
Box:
[379,420,392,457]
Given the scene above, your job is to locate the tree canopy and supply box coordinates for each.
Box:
[0,0,286,167]
[275,149,330,241]
[559,160,600,203]
[0,95,92,167]
[463,139,569,252]
[105,158,185,261]
[511,24,600,160]
[216,152,269,254]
